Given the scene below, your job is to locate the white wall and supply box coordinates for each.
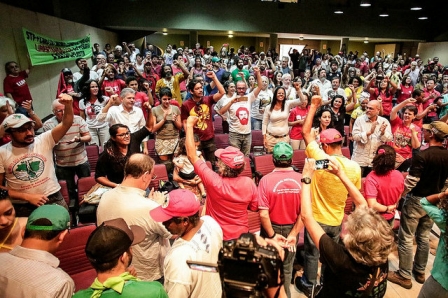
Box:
[0,3,118,118]
[418,42,448,65]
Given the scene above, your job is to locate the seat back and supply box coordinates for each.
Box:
[147,139,158,161]
[253,154,274,184]
[341,147,351,159]
[54,224,96,291]
[86,145,100,173]
[251,130,264,151]
[240,157,253,179]
[291,150,307,173]
[77,176,97,204]
[343,126,350,147]
[214,133,230,149]
[58,180,70,206]
[148,164,169,191]
[213,115,224,134]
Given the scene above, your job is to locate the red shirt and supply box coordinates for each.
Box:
[371,88,394,116]
[397,85,414,104]
[389,117,421,159]
[364,170,404,221]
[101,79,126,96]
[194,159,258,240]
[422,88,440,118]
[3,71,32,105]
[134,91,149,120]
[288,106,309,140]
[181,96,215,141]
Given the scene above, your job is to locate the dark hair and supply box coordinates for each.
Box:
[348,76,361,85]
[173,53,180,61]
[216,158,245,178]
[223,81,234,93]
[188,79,202,92]
[75,58,84,65]
[136,53,143,59]
[4,61,17,74]
[104,124,131,166]
[313,107,334,132]
[159,87,172,98]
[221,71,231,84]
[24,218,65,241]
[273,71,283,86]
[412,89,422,98]
[82,80,105,105]
[402,75,412,85]
[273,158,292,168]
[403,105,418,115]
[125,76,138,85]
[270,87,286,112]
[177,135,200,156]
[124,154,155,178]
[372,144,396,176]
[160,64,172,78]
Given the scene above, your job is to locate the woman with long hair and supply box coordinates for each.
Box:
[151,87,182,162]
[189,57,205,81]
[95,110,153,187]
[299,158,394,298]
[0,194,26,253]
[364,145,404,225]
[397,76,414,104]
[270,71,283,91]
[262,83,303,153]
[329,95,346,137]
[366,75,398,121]
[79,80,110,147]
[417,188,448,297]
[312,107,334,143]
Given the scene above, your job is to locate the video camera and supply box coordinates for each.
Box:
[218,233,284,297]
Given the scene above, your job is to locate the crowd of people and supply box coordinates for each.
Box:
[0,40,448,298]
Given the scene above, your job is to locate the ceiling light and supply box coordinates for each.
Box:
[379,8,389,17]
[228,31,233,34]
[410,6,422,10]
[299,35,304,40]
[418,16,428,20]
[162,32,168,36]
[364,40,369,44]
[228,34,233,38]
[360,0,371,7]
[334,9,343,14]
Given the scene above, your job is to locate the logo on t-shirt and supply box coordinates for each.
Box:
[235,106,249,125]
[190,104,210,130]
[12,156,45,181]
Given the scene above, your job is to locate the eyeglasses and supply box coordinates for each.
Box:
[116,132,131,138]
[53,109,64,114]
[11,123,35,133]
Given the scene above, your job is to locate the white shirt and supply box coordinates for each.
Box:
[73,70,99,83]
[352,115,393,167]
[311,78,332,94]
[164,216,223,298]
[220,92,256,134]
[96,105,145,133]
[97,185,171,281]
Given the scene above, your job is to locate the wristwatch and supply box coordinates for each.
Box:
[301,177,311,184]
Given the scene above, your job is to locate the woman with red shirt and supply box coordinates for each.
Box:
[389,97,421,172]
[396,76,414,104]
[288,92,310,150]
[366,76,397,121]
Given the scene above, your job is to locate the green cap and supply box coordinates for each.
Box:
[273,142,293,161]
[26,205,70,231]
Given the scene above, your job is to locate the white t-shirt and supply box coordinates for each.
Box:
[0,131,60,196]
[164,216,223,298]
[73,70,99,82]
[79,97,109,129]
[251,89,273,120]
[221,92,255,134]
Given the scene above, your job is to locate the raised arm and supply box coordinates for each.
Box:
[51,94,74,144]
[206,71,225,102]
[185,116,200,164]
[252,66,263,98]
[390,98,416,121]
[302,87,321,146]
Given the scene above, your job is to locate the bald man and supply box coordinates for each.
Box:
[351,100,393,177]
[43,99,91,206]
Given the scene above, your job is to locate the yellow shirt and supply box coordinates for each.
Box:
[155,73,185,106]
[305,141,361,226]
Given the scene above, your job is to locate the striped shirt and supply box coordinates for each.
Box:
[0,246,74,298]
[43,115,89,167]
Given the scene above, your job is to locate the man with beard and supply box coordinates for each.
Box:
[73,218,168,298]
[181,72,225,164]
[311,69,332,94]
[231,57,250,82]
[155,62,189,106]
[73,58,99,83]
[217,67,262,156]
[322,77,347,104]
[0,94,74,216]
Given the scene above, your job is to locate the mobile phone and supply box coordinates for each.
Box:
[186,260,219,273]
[315,159,329,170]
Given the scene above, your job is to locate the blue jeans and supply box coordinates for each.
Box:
[398,194,433,279]
[251,118,262,131]
[229,131,251,156]
[261,223,296,298]
[418,275,448,298]
[302,223,341,285]
[56,161,91,203]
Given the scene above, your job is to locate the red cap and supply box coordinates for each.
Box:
[320,128,344,144]
[215,146,245,169]
[150,189,200,222]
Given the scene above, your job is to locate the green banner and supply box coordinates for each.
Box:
[22,28,92,66]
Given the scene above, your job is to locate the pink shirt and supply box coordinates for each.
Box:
[288,106,309,140]
[194,159,258,240]
[364,170,404,220]
[390,117,421,159]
